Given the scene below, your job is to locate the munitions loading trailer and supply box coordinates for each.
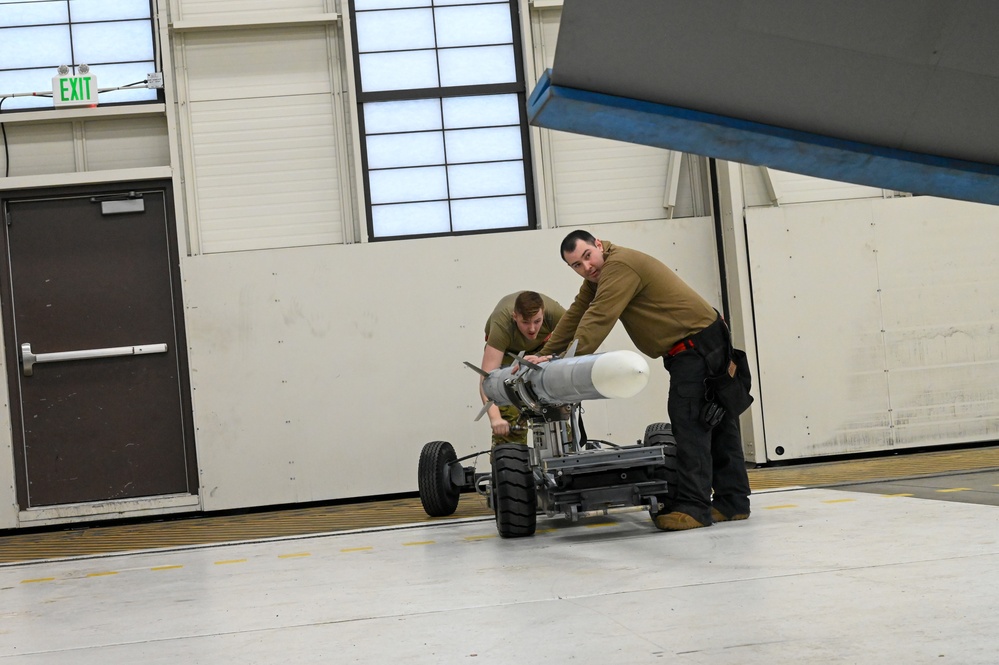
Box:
[417,349,678,537]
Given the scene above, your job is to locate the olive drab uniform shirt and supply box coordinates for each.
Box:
[539,241,717,358]
[484,292,566,366]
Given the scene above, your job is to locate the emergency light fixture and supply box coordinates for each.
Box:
[52,64,98,108]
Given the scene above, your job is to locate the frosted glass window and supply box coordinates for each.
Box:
[355,8,435,52]
[434,4,512,48]
[355,0,429,10]
[368,166,449,204]
[69,0,150,21]
[73,21,154,64]
[443,94,519,129]
[0,25,70,69]
[0,2,67,27]
[448,162,524,199]
[451,196,529,232]
[439,46,516,87]
[0,2,158,111]
[359,51,439,92]
[0,69,51,109]
[372,201,451,237]
[364,99,442,134]
[366,132,445,169]
[351,0,534,239]
[88,62,157,102]
[445,127,523,163]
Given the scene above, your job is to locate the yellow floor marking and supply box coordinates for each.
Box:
[151,565,184,571]
[883,493,914,497]
[214,559,247,565]
[464,534,497,541]
[585,522,618,529]
[764,504,798,510]
[20,577,54,584]
[340,546,373,553]
[403,541,435,546]
[278,552,311,559]
[536,528,556,534]
[821,498,856,504]
[86,571,118,577]
[936,488,971,493]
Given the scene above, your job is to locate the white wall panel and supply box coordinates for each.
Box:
[188,95,342,252]
[83,117,170,171]
[875,199,999,448]
[178,26,344,253]
[0,123,77,177]
[548,131,678,225]
[175,0,326,22]
[748,197,999,461]
[749,202,889,459]
[181,27,332,101]
[182,220,721,511]
[0,119,169,177]
[744,166,890,207]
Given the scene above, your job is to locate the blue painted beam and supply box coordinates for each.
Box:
[527,69,999,207]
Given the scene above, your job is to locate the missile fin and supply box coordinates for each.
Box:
[506,350,542,371]
[564,339,579,359]
[474,400,494,422]
[463,361,490,378]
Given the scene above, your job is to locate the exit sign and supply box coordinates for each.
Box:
[51,74,98,107]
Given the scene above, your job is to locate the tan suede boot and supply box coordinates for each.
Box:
[654,511,709,531]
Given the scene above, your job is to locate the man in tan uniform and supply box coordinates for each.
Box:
[481,291,566,445]
[535,230,751,531]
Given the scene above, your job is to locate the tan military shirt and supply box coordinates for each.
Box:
[540,241,716,357]
[485,292,566,364]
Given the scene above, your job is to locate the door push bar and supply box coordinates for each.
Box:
[20,342,168,377]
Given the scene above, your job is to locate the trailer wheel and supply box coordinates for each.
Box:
[418,440,461,517]
[492,443,537,538]
[644,423,679,500]
[643,422,675,446]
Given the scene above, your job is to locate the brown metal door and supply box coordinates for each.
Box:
[1,184,197,509]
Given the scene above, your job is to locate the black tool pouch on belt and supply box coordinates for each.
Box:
[704,347,754,418]
[693,316,754,427]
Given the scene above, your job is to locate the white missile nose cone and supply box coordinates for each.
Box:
[590,350,650,399]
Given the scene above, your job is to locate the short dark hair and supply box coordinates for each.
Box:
[513,291,544,319]
[560,229,597,262]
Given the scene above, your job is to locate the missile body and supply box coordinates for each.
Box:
[481,350,650,411]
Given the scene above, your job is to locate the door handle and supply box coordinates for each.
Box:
[20,342,168,377]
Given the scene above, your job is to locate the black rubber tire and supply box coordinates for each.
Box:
[644,423,679,500]
[492,443,537,538]
[418,440,460,517]
[643,421,675,447]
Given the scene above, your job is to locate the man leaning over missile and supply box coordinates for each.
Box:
[480,290,566,446]
[527,230,751,531]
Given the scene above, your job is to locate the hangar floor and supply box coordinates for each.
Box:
[2,445,999,663]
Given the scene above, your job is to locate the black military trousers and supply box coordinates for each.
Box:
[663,319,752,524]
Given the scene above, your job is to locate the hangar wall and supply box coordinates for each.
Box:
[0,1,719,527]
[747,195,999,460]
[181,218,721,511]
[1,1,996,527]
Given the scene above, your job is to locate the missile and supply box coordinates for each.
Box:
[472,350,650,415]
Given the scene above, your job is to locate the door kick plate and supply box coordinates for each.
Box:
[20,342,168,376]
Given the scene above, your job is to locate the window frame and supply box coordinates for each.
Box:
[347,0,537,242]
[0,0,163,113]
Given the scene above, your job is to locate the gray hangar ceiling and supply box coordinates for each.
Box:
[527,0,999,205]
